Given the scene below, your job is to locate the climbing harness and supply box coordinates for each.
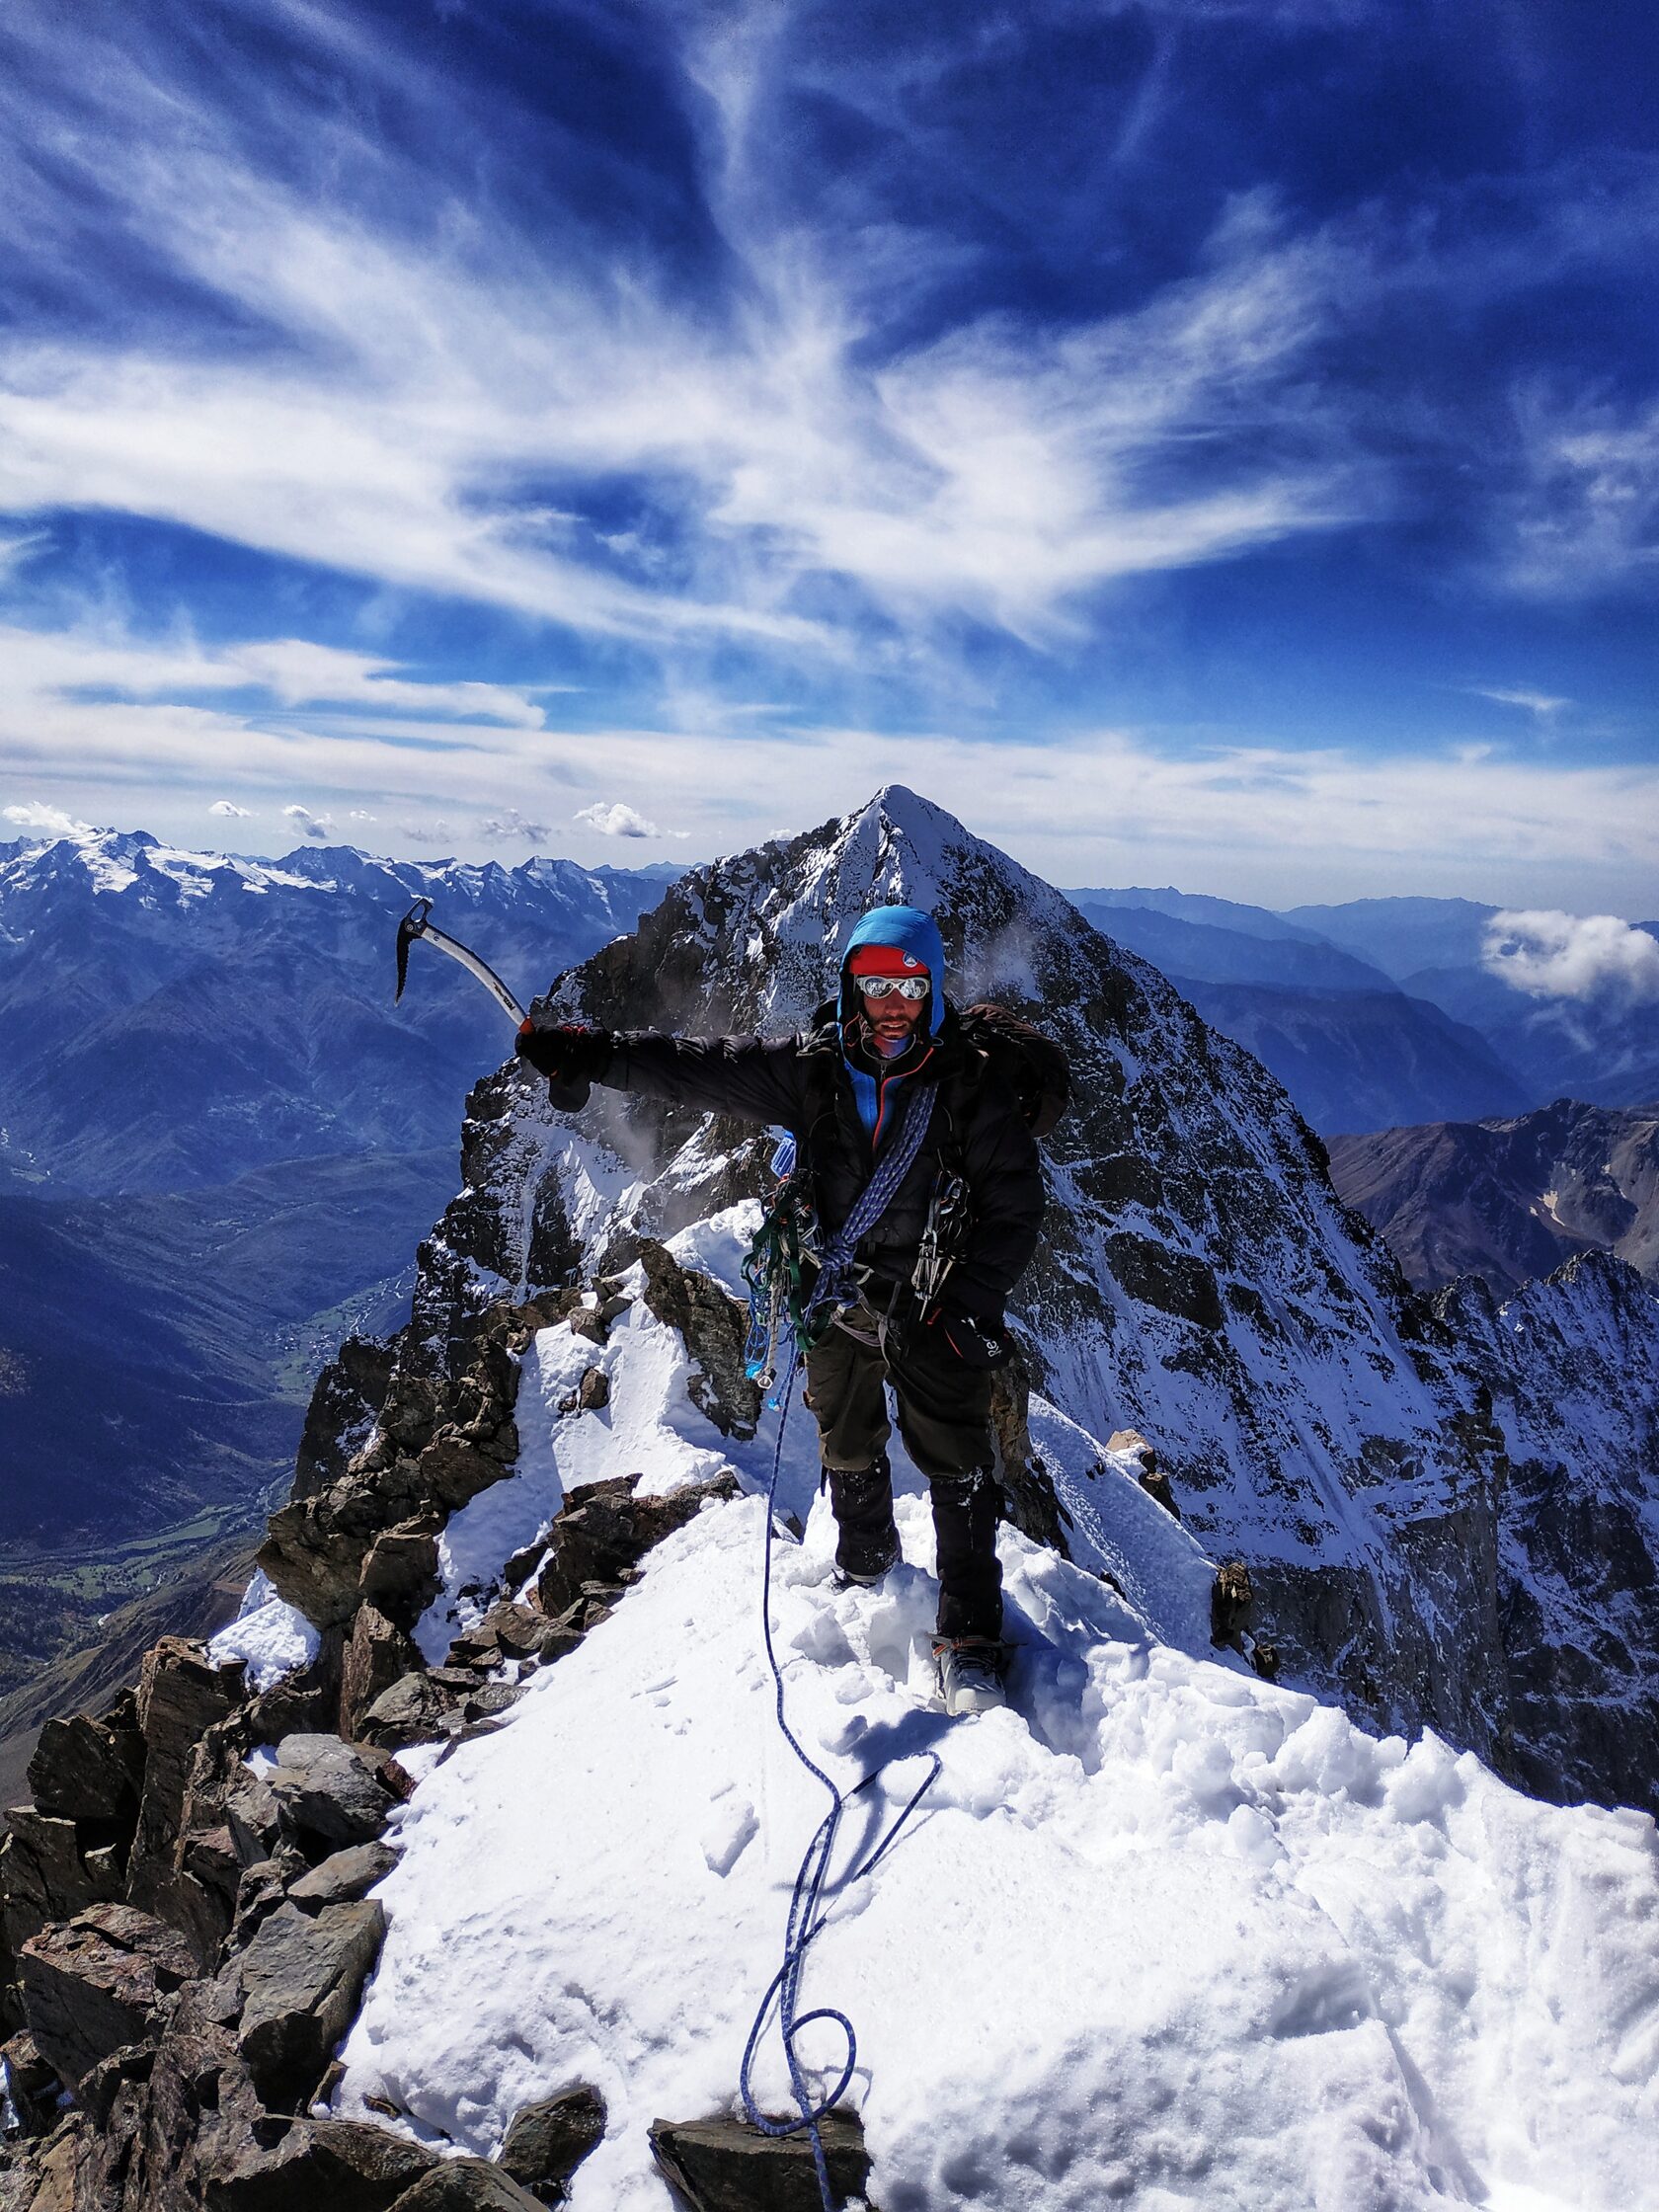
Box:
[739,1080,944,2211]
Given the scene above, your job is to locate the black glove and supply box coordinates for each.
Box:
[514,1021,614,1085]
[935,1305,1013,1370]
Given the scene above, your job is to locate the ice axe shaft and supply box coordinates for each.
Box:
[394,899,591,1112]
[396,898,526,1026]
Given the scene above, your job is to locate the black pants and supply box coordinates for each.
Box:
[804,1309,1002,1640]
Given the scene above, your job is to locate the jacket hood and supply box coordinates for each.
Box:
[838,905,947,1038]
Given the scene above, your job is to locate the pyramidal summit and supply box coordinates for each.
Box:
[3,787,1656,2212]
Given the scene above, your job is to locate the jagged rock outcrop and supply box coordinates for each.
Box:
[1437,1250,1659,1812]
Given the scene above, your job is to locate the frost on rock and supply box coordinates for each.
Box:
[206,1569,321,1692]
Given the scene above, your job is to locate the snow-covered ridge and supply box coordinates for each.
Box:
[326,1208,1659,2212]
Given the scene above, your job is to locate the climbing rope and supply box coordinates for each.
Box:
[739,1082,943,2211]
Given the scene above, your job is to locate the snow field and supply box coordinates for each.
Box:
[337,1439,1659,2209]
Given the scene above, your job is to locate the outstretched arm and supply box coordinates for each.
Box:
[518,1020,812,1127]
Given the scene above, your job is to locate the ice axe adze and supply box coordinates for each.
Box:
[394,898,592,1111]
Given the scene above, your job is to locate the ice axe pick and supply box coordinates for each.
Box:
[394,898,592,1111]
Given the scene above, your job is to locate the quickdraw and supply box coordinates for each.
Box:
[742,1162,824,1392]
[910,1168,970,1316]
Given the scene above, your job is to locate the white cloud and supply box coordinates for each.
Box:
[1482,910,1659,1003]
[2,799,92,836]
[1499,388,1659,599]
[573,801,665,839]
[1465,686,1571,719]
[281,802,336,841]
[208,798,251,817]
[397,819,455,845]
[478,809,550,843]
[348,808,377,822]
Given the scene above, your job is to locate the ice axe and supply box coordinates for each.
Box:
[394,898,592,1111]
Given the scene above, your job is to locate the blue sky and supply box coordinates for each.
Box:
[1,0,1657,908]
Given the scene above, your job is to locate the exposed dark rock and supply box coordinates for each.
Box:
[1105,1230,1224,1332]
[286,1844,397,1912]
[636,1241,761,1440]
[201,2115,437,2212]
[1,1811,122,1963]
[357,1523,444,1632]
[648,2111,874,2211]
[576,1368,610,1413]
[20,1905,194,2088]
[26,1700,145,1827]
[1,2030,60,2139]
[234,1898,385,2109]
[499,2084,605,2202]
[341,1609,425,1743]
[530,1474,740,1622]
[387,2161,545,2210]
[266,1737,405,1855]
[358,1674,466,1753]
[126,1641,243,1922]
[1211,1559,1254,1652]
[293,1336,398,1504]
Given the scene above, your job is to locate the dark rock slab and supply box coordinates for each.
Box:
[500,2084,605,2201]
[20,1905,194,2088]
[1,1811,122,1956]
[342,1607,426,1741]
[648,2112,874,2211]
[0,2028,60,2138]
[27,1699,145,1825]
[359,1673,465,1752]
[235,1898,385,2109]
[636,1241,760,1440]
[126,1639,243,1918]
[267,1735,402,1852]
[287,1843,397,1911]
[202,2115,438,2212]
[387,2159,545,2210]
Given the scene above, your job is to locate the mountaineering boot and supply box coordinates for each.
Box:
[828,1457,901,1588]
[932,1635,1008,1717]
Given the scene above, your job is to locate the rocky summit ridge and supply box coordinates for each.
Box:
[3,786,1658,2208]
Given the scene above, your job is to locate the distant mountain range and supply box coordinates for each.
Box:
[0,830,673,1195]
[1328,1099,1659,1298]
[1067,886,1659,1133]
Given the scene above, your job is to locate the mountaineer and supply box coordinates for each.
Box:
[514,905,1047,1715]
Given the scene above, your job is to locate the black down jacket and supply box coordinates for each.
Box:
[608,1001,1044,1319]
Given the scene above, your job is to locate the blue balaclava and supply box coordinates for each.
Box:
[838,905,947,1040]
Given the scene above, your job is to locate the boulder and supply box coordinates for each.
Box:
[126,1640,244,1918]
[266,1736,404,1853]
[27,1700,145,1825]
[1,1812,122,1956]
[499,2084,606,2201]
[201,2115,438,2211]
[647,2113,874,2211]
[576,1368,610,1412]
[20,1905,194,2089]
[357,1523,444,1630]
[287,1844,397,1911]
[386,2160,544,2210]
[1212,1558,1254,1651]
[234,1899,385,2109]
[342,1607,426,1741]
[359,1674,465,1753]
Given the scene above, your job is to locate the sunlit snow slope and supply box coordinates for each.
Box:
[333,1235,1659,2212]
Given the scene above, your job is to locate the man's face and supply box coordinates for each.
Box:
[858,981,927,1051]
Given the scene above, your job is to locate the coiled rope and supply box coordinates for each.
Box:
[739,1080,943,2211]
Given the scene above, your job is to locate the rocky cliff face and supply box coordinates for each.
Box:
[1438,1250,1659,1813]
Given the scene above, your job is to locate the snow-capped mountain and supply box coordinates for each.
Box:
[387,784,1655,1808]
[0,827,673,1195]
[5,788,1657,2212]
[1330,1098,1659,1296]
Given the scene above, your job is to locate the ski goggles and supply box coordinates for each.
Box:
[855,974,930,1000]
